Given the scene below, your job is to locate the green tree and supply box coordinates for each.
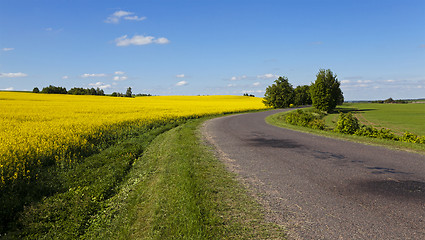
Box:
[32,87,40,93]
[40,85,67,94]
[310,69,344,112]
[294,85,312,106]
[125,87,132,97]
[263,76,294,108]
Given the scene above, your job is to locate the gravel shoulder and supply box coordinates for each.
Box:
[202,110,425,239]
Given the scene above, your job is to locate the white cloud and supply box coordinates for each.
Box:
[155,37,170,44]
[105,10,146,24]
[2,48,14,52]
[115,35,170,47]
[89,82,112,89]
[0,72,28,78]
[357,80,372,83]
[176,80,188,86]
[257,73,278,79]
[253,82,261,86]
[114,71,125,75]
[227,84,236,87]
[124,15,147,21]
[385,79,395,83]
[230,75,247,81]
[341,80,351,84]
[62,75,69,79]
[81,73,107,78]
[113,76,128,81]
[1,87,14,91]
[45,27,53,31]
[241,89,265,94]
[176,74,185,78]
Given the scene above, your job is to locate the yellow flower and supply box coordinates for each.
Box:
[0,92,269,187]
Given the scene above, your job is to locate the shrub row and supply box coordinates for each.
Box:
[284,110,425,144]
[335,112,425,144]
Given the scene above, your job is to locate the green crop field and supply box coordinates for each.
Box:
[325,103,425,136]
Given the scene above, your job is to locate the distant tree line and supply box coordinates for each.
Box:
[32,85,150,97]
[243,93,255,97]
[33,85,104,95]
[263,69,344,113]
[68,87,105,95]
[371,98,408,104]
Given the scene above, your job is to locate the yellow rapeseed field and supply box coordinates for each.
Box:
[0,92,268,187]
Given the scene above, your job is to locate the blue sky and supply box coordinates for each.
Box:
[1,0,424,100]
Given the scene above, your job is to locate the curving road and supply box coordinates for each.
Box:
[202,109,425,239]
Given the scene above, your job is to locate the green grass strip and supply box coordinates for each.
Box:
[83,118,285,239]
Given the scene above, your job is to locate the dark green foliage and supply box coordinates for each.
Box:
[125,87,132,97]
[335,112,360,134]
[243,93,255,97]
[310,69,344,112]
[294,85,312,106]
[285,109,325,130]
[308,118,326,130]
[384,97,394,103]
[111,92,125,97]
[263,76,294,108]
[40,85,67,94]
[135,93,152,97]
[32,87,39,93]
[372,98,408,104]
[68,87,105,96]
[354,126,397,140]
[400,132,425,144]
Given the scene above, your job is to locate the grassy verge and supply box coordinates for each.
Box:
[3,117,285,239]
[266,109,425,155]
[82,118,285,239]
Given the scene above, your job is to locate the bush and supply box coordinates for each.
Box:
[353,125,397,140]
[285,109,325,130]
[400,132,425,143]
[308,119,325,130]
[334,112,360,134]
[285,109,314,127]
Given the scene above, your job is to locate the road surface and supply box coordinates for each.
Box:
[202,109,425,239]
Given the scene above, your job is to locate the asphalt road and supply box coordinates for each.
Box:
[202,109,425,240]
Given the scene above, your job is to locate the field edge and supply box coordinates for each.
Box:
[266,109,425,156]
